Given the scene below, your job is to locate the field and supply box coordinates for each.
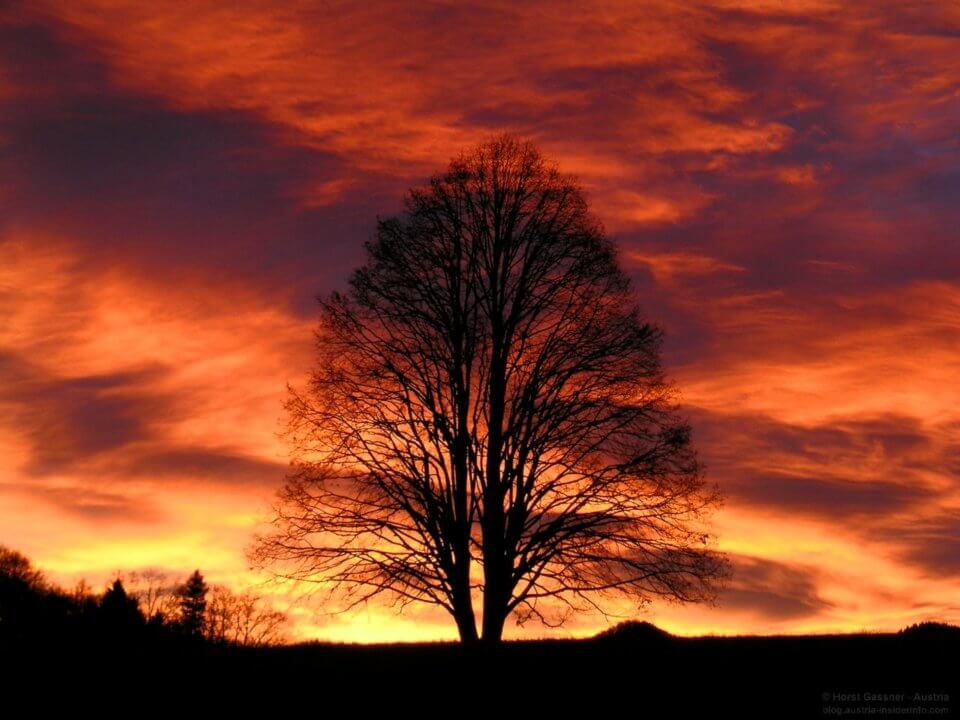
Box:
[15,621,957,716]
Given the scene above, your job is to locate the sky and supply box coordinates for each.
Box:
[1,0,958,642]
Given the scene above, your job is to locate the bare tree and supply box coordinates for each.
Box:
[253,135,728,643]
[121,570,180,622]
[206,585,288,647]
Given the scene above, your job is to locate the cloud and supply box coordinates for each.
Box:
[0,242,309,493]
[0,351,178,475]
[627,251,746,282]
[718,554,832,620]
[7,483,162,524]
[122,448,287,489]
[0,12,384,298]
[1,0,957,640]
[874,513,960,578]
[687,408,955,522]
[723,472,933,520]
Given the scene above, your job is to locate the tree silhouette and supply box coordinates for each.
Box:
[175,570,208,637]
[0,546,46,591]
[205,585,288,646]
[253,135,728,642]
[121,569,180,624]
[100,579,145,632]
[0,546,55,643]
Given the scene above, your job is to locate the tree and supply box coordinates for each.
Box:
[253,135,728,643]
[100,579,145,630]
[122,569,180,623]
[0,546,46,591]
[175,570,208,637]
[0,546,52,642]
[205,585,288,646]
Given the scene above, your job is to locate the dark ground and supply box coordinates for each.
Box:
[7,621,956,717]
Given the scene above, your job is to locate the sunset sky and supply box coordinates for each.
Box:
[2,1,958,642]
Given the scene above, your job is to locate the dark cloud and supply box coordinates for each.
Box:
[874,513,960,578]
[0,351,178,475]
[0,350,287,488]
[123,448,287,488]
[0,15,389,305]
[613,6,960,342]
[684,409,949,520]
[723,472,932,520]
[2,482,162,524]
[718,554,832,620]
[693,410,944,469]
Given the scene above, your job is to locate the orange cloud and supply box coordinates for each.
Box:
[2,0,958,641]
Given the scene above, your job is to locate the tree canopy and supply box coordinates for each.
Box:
[254,135,728,642]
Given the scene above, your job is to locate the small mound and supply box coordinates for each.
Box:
[594,620,674,642]
[899,621,960,638]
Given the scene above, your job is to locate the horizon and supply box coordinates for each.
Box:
[1,0,958,644]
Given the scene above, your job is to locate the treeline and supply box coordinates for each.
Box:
[0,545,287,649]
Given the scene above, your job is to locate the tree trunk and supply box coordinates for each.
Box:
[482,335,509,643]
[454,600,479,643]
[481,599,507,643]
[452,356,477,644]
